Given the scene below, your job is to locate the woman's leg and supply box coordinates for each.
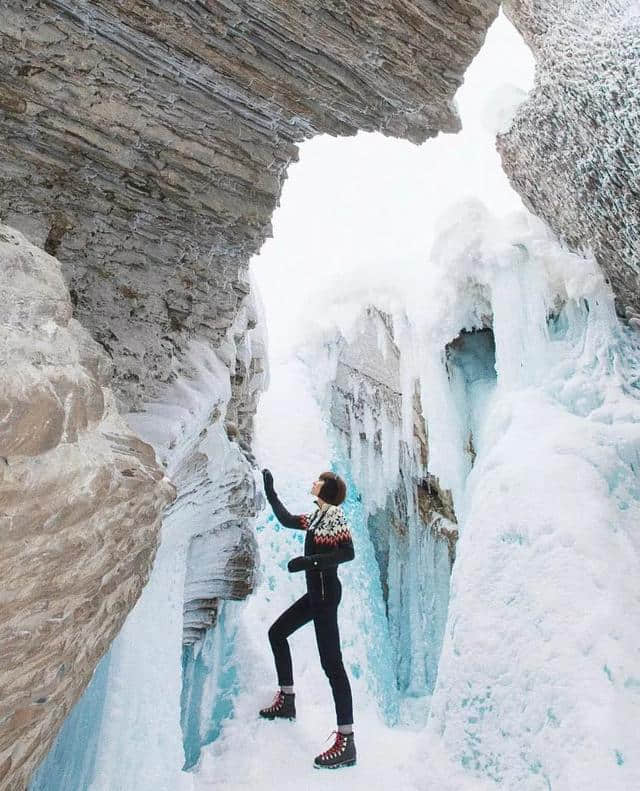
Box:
[313,598,353,726]
[268,593,313,687]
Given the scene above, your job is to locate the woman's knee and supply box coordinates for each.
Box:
[268,623,284,645]
[320,653,345,678]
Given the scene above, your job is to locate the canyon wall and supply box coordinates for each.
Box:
[0,2,500,787]
[499,0,640,316]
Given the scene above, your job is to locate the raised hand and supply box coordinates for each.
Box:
[262,468,274,492]
[261,470,307,531]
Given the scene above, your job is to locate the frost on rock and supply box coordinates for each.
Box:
[499,0,640,316]
[84,287,266,791]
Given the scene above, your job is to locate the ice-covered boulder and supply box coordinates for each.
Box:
[0,226,175,790]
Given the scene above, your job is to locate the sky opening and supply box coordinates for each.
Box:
[250,11,535,363]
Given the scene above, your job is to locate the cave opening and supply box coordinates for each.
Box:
[179,5,534,763]
[445,326,498,471]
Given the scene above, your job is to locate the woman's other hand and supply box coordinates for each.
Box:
[287,556,307,573]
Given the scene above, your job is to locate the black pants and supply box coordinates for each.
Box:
[267,583,353,725]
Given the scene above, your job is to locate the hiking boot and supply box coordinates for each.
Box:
[259,690,296,720]
[313,731,356,769]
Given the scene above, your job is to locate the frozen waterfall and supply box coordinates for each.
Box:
[199,205,640,790]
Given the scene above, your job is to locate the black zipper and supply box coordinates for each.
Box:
[310,509,328,601]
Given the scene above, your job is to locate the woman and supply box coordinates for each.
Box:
[259,468,356,770]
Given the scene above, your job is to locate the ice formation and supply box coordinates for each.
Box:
[192,202,640,790]
[421,208,640,790]
[238,205,639,789]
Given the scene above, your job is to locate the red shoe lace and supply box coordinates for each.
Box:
[265,691,284,712]
[318,731,346,760]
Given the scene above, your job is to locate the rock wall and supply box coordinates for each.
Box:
[0,0,499,413]
[0,226,175,790]
[499,0,640,316]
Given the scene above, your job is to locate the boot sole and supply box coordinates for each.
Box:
[259,713,296,720]
[313,759,356,769]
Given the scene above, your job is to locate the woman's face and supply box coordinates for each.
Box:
[311,478,324,497]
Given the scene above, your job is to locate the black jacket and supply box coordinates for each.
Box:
[263,472,355,604]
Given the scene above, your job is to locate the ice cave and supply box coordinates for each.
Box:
[1,2,639,791]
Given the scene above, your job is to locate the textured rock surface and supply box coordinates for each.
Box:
[175,296,266,646]
[0,226,175,791]
[499,0,640,315]
[0,0,499,413]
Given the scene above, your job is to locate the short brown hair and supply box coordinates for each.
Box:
[318,472,347,506]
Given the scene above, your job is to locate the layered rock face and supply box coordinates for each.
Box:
[0,227,175,790]
[499,0,640,315]
[328,306,458,692]
[0,0,499,413]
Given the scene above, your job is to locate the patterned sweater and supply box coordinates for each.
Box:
[263,476,355,573]
[298,505,355,572]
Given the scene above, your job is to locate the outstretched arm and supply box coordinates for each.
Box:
[262,468,309,530]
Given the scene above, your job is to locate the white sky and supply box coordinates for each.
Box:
[250,11,535,362]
